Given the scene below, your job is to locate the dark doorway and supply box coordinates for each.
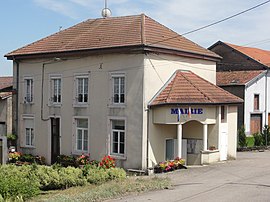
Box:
[51,118,60,164]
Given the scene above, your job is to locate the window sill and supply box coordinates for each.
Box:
[49,103,62,108]
[73,104,89,108]
[110,154,126,160]
[21,146,36,149]
[108,104,126,109]
[72,151,89,156]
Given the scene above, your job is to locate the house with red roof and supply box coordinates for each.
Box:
[5,15,241,169]
[209,41,270,135]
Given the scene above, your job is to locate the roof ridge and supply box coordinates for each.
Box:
[180,71,214,103]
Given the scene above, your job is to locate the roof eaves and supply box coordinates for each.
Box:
[149,101,243,108]
[245,70,267,87]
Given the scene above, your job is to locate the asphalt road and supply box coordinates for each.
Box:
[112,151,270,202]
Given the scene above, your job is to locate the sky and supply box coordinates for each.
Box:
[1,0,270,76]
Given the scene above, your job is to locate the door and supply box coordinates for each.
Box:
[250,114,262,134]
[165,139,174,160]
[268,113,270,126]
[220,131,228,161]
[51,118,60,164]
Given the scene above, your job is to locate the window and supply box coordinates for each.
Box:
[112,74,125,104]
[76,119,88,152]
[254,94,259,111]
[23,117,34,147]
[111,120,125,156]
[24,78,33,103]
[50,77,61,104]
[221,106,227,123]
[75,76,88,104]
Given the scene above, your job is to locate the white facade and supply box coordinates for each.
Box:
[12,51,239,169]
[244,71,270,135]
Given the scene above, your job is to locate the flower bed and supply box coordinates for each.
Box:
[154,157,187,173]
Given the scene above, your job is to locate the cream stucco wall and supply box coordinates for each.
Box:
[16,53,145,168]
[227,106,238,159]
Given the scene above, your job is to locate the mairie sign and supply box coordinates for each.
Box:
[171,108,203,115]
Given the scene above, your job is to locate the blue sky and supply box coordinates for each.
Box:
[1,0,270,76]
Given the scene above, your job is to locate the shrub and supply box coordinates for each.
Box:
[253,133,263,146]
[76,154,90,165]
[56,155,76,167]
[86,168,110,184]
[0,165,40,200]
[261,125,270,146]
[238,126,247,147]
[57,166,86,188]
[107,168,126,180]
[8,152,21,163]
[99,155,115,169]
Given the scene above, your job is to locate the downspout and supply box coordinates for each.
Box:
[14,59,19,149]
[41,63,50,121]
[265,70,268,146]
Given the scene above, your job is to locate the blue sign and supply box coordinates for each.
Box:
[171,108,203,115]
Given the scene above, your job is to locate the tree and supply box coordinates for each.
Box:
[261,125,270,146]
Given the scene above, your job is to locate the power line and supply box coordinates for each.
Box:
[149,0,270,46]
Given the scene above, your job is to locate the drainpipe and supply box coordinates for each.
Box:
[41,63,50,121]
[146,108,149,171]
[14,59,19,150]
[265,70,268,146]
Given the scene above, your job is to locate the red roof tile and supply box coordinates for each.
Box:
[5,14,219,60]
[150,71,243,106]
[217,70,264,86]
[225,42,270,67]
[0,76,13,90]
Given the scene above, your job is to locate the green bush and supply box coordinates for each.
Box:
[86,168,110,184]
[261,125,270,146]
[0,165,40,200]
[238,126,247,147]
[253,133,263,146]
[107,168,126,180]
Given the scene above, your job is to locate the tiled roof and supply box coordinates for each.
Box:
[0,76,13,90]
[217,70,264,86]
[225,42,270,67]
[5,14,219,60]
[150,71,243,106]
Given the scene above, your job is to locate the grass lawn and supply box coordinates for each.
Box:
[31,176,171,202]
[246,136,255,147]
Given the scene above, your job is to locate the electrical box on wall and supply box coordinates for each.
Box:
[0,136,7,164]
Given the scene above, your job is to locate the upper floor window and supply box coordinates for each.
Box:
[50,76,61,104]
[112,74,125,105]
[254,94,259,111]
[221,105,227,123]
[75,76,88,104]
[24,77,33,103]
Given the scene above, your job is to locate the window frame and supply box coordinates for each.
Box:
[109,118,126,158]
[254,94,260,111]
[49,75,62,106]
[24,77,34,104]
[110,73,126,106]
[22,115,35,148]
[74,74,89,107]
[73,117,89,154]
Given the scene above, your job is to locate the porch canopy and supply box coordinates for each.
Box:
[148,70,243,159]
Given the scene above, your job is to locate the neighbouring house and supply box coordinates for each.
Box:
[0,76,13,164]
[5,14,242,169]
[0,76,13,136]
[209,41,270,135]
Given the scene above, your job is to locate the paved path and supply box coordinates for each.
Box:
[111,151,270,202]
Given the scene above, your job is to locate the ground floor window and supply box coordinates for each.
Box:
[111,120,125,156]
[23,117,34,147]
[76,118,88,152]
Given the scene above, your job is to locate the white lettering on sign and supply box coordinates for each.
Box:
[171,108,203,115]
